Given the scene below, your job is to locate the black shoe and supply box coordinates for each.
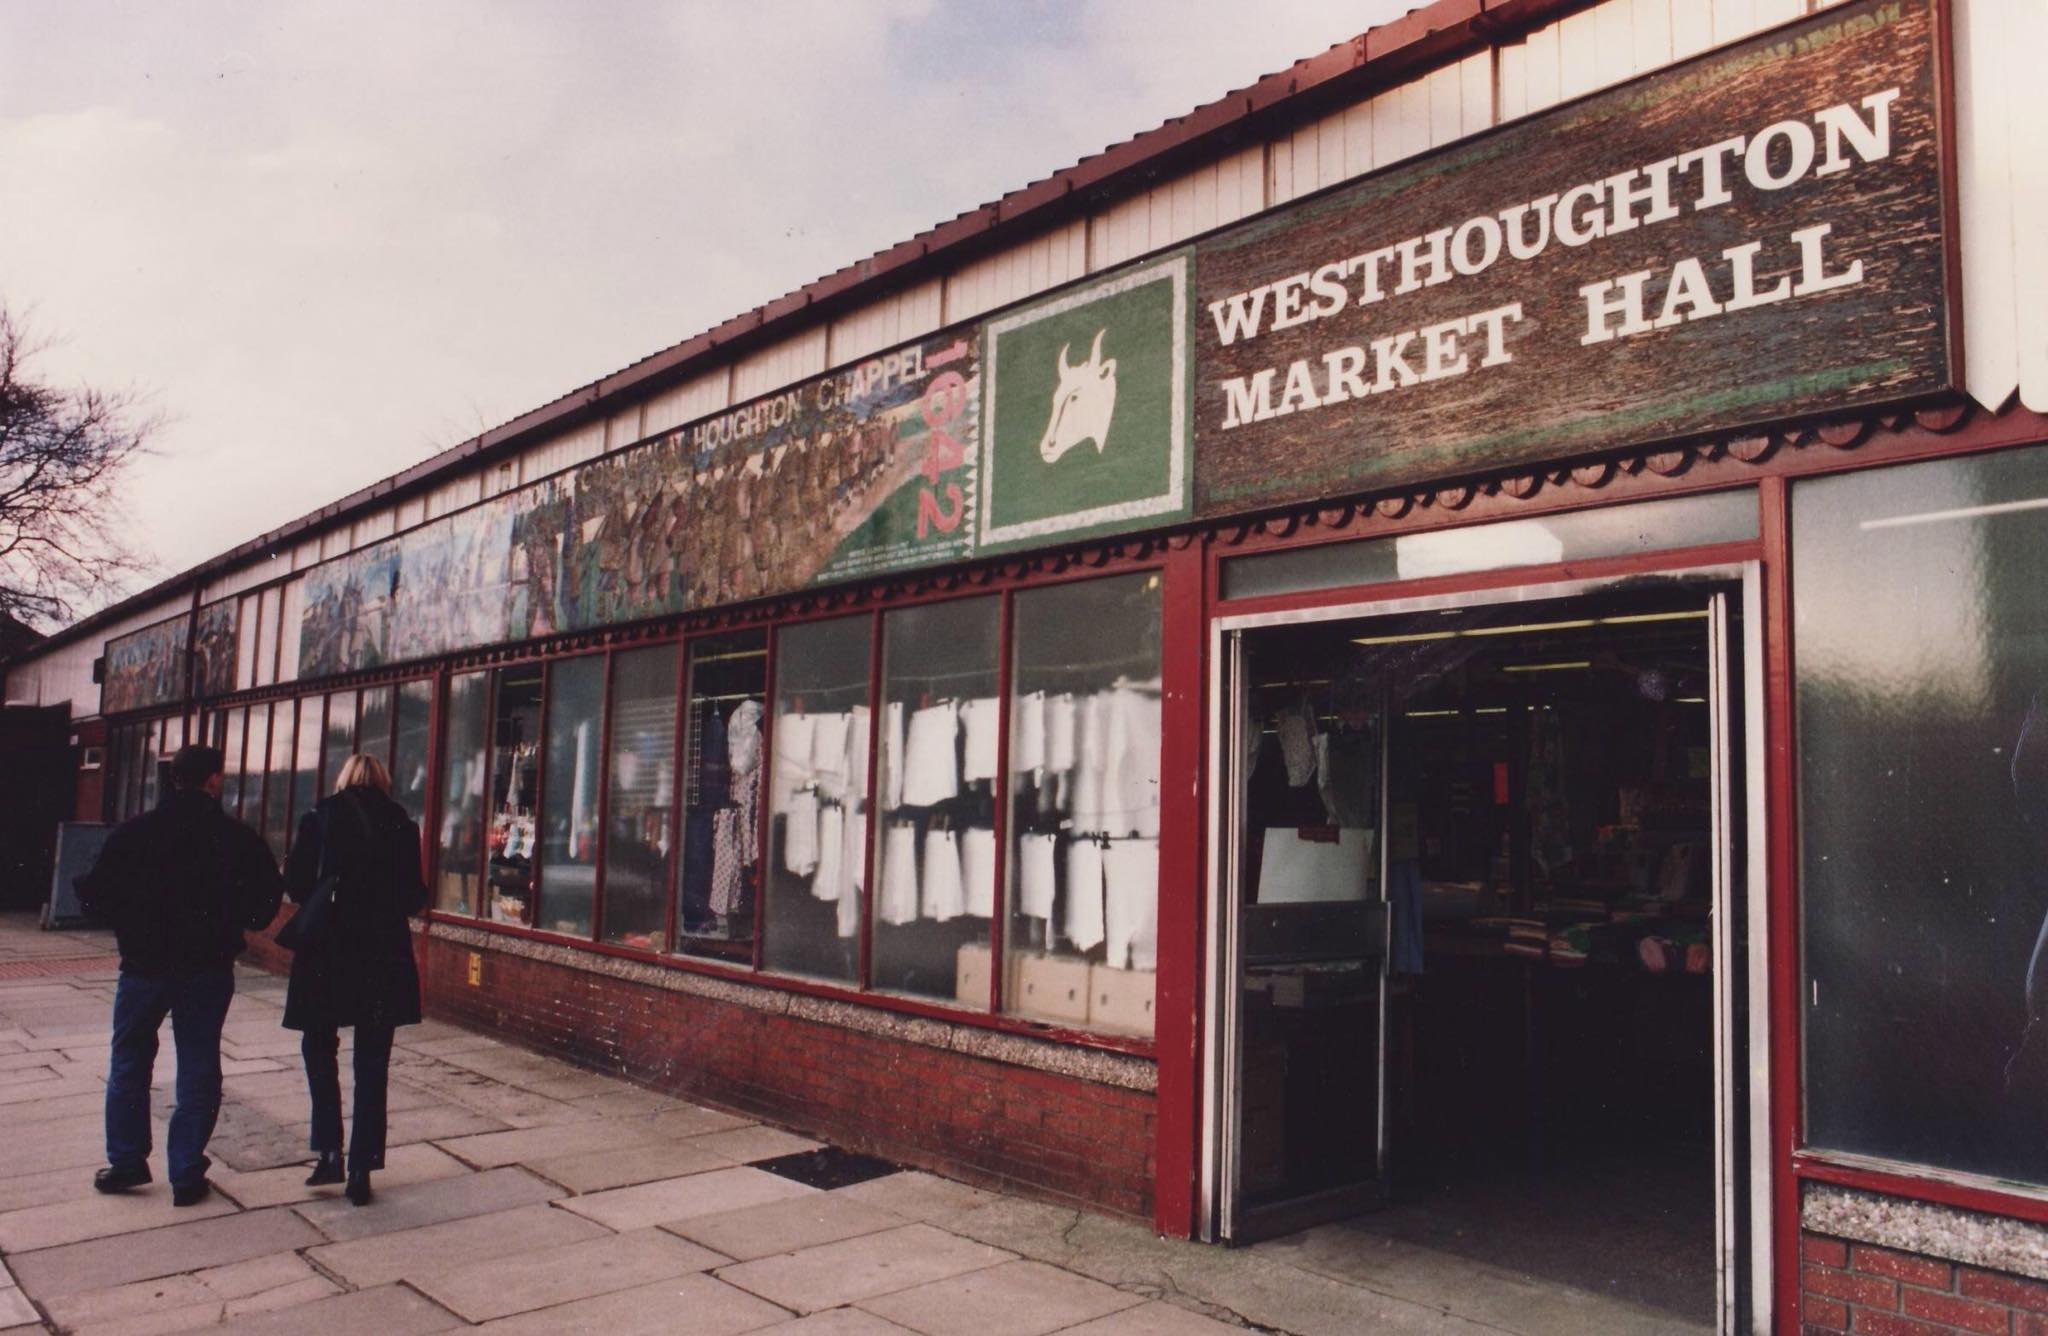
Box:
[344,1170,372,1206]
[171,1178,212,1208]
[93,1163,151,1193]
[305,1152,345,1187]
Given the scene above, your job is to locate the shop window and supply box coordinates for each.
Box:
[1220,490,1759,601]
[137,720,162,815]
[762,616,868,982]
[872,596,1001,1003]
[288,697,321,845]
[253,587,278,688]
[393,680,432,825]
[221,708,248,821]
[600,646,679,950]
[679,630,768,962]
[1795,448,2048,1187]
[484,666,543,925]
[235,595,260,690]
[321,689,357,797]
[261,701,293,862]
[1003,574,1163,1035]
[358,685,394,771]
[536,655,604,937]
[277,580,304,684]
[436,671,489,915]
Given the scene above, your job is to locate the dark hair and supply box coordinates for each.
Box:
[168,744,224,790]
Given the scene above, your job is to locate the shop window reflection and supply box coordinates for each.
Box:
[679,630,769,962]
[761,617,867,982]
[870,597,1002,1003]
[358,685,394,770]
[321,690,356,796]
[288,697,321,846]
[261,702,293,861]
[537,655,604,937]
[436,671,488,915]
[221,708,247,821]
[485,667,542,925]
[393,680,432,825]
[1003,575,1162,1036]
[602,645,679,950]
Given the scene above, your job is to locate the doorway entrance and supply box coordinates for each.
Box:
[1202,568,1765,1333]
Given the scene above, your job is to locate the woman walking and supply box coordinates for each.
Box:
[282,754,428,1205]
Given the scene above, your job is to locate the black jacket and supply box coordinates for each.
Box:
[77,788,284,977]
[281,787,427,1031]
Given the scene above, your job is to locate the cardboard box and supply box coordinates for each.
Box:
[1088,964,1156,1037]
[956,942,992,1007]
[1013,953,1091,1026]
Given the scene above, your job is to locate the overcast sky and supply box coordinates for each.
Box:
[1,1,1411,610]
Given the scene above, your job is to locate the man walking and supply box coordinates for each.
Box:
[77,744,284,1206]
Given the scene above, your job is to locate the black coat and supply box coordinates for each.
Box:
[77,789,284,977]
[281,787,427,1031]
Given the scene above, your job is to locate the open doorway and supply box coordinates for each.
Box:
[1206,574,1757,1332]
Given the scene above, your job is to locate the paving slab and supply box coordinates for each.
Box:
[7,1205,321,1298]
[0,1291,33,1329]
[857,1259,1145,1336]
[753,1313,922,1336]
[2,1090,101,1127]
[527,1138,732,1194]
[0,1162,110,1213]
[518,1070,631,1101]
[666,1193,908,1263]
[213,1140,469,1209]
[1054,1302,1250,1336]
[715,1223,1013,1315]
[306,1202,608,1287]
[560,1165,817,1232]
[212,1282,462,1336]
[40,1251,334,1334]
[473,1272,791,1335]
[830,1172,998,1226]
[383,1099,510,1143]
[398,1034,505,1058]
[0,1180,237,1251]
[565,1086,690,1117]
[687,1124,825,1164]
[295,1164,560,1243]
[436,1115,671,1169]
[415,1226,728,1321]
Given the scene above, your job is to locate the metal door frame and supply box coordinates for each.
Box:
[1198,561,1772,1333]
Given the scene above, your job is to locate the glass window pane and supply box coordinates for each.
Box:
[485,666,543,925]
[235,595,259,689]
[289,698,321,840]
[277,580,304,683]
[437,672,489,915]
[262,702,292,862]
[1004,574,1163,1036]
[536,655,604,938]
[137,721,161,815]
[253,588,277,687]
[601,645,679,949]
[321,690,357,798]
[221,708,247,821]
[1221,490,1760,601]
[678,631,768,962]
[872,597,1001,1003]
[761,617,869,982]
[1795,447,2048,1186]
[393,680,432,825]
[358,685,394,770]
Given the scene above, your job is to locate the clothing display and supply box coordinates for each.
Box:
[771,710,815,815]
[1071,694,1108,833]
[1015,691,1046,772]
[922,828,964,921]
[1019,831,1058,920]
[710,807,749,916]
[783,787,819,876]
[879,821,919,926]
[1065,837,1106,951]
[961,697,1000,783]
[961,826,996,918]
[814,803,845,903]
[882,702,905,809]
[1045,692,1078,772]
[901,701,961,807]
[811,711,851,798]
[1101,836,1158,969]
[836,809,865,940]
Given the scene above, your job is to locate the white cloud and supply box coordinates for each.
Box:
[0,0,1410,593]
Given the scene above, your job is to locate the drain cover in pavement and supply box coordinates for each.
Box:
[751,1146,901,1189]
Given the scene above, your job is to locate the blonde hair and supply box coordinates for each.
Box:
[332,753,392,795]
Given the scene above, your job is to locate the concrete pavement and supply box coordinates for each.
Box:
[0,916,1704,1334]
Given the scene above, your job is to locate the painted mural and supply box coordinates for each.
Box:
[191,600,238,698]
[101,615,188,716]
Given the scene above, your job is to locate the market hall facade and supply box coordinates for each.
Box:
[11,0,2048,1330]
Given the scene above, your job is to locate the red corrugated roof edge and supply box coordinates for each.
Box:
[37,0,1598,658]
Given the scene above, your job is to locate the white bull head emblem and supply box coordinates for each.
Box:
[1036,328,1117,464]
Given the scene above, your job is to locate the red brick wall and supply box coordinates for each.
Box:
[400,932,1156,1220]
[1802,1232,2048,1335]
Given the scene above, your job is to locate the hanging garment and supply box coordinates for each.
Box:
[698,703,732,809]
[710,807,749,917]
[1044,692,1078,773]
[1101,836,1158,970]
[1018,832,1058,921]
[846,705,872,802]
[882,701,906,810]
[728,701,763,869]
[771,711,815,815]
[922,828,964,922]
[1101,686,1162,838]
[901,700,961,807]
[878,821,919,926]
[1276,703,1317,787]
[1065,837,1106,952]
[1388,859,1425,975]
[1070,693,1111,834]
[1014,690,1046,773]
[810,711,851,799]
[813,803,845,903]
[783,787,820,876]
[835,820,863,940]
[960,826,996,918]
[680,807,715,933]
[960,697,1001,784]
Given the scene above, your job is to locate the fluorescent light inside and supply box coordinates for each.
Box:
[1462,618,1598,636]
[1600,610,1709,625]
[1676,696,1707,704]
[1502,661,1592,673]
[1355,609,1705,647]
[1474,706,1508,714]
[1352,630,1460,647]
[1859,497,2048,531]
[1405,708,1459,718]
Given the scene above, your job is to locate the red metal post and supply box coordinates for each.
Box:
[1760,475,1803,1333]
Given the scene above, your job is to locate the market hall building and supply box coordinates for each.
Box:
[8,0,2047,1329]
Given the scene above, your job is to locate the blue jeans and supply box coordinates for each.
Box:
[105,969,235,1187]
[301,1024,394,1170]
